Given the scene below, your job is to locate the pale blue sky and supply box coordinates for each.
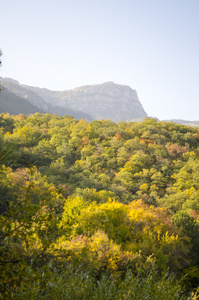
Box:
[1,0,199,120]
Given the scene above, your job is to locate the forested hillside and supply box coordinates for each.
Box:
[0,113,199,299]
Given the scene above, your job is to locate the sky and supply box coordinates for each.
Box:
[1,0,199,121]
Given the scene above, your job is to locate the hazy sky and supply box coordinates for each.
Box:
[1,0,199,120]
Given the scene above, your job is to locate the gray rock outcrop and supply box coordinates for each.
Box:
[24,81,147,122]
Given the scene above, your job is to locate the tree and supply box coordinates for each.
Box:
[0,166,60,295]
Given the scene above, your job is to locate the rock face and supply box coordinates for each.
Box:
[24,82,147,122]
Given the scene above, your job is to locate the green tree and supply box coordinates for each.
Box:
[0,166,61,295]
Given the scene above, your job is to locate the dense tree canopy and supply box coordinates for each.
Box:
[0,113,199,298]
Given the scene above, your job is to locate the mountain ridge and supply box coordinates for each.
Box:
[0,77,93,121]
[0,87,45,115]
[23,81,147,122]
[2,77,198,125]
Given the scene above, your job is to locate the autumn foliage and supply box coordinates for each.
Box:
[0,113,199,298]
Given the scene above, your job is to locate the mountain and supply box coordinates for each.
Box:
[0,77,48,111]
[46,103,93,121]
[0,87,45,115]
[0,77,93,121]
[2,77,199,125]
[23,81,147,122]
[1,77,147,121]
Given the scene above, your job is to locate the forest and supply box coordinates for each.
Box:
[0,112,199,299]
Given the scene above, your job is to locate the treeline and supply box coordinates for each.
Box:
[0,113,199,299]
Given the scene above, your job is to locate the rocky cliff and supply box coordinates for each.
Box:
[24,82,147,122]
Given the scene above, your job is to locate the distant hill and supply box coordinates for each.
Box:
[163,119,199,127]
[0,87,44,115]
[0,77,93,121]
